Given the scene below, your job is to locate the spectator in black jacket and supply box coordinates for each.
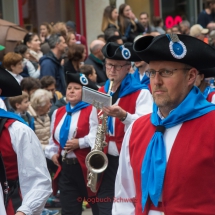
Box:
[39,34,67,95]
[197,0,215,28]
[85,40,107,85]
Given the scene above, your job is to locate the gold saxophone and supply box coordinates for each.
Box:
[85,79,114,193]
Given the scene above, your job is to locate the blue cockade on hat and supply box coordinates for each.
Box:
[166,34,187,59]
[119,45,131,60]
[79,73,88,85]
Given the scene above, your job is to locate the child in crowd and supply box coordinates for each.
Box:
[79,64,97,83]
[14,44,40,78]
[8,91,34,130]
[40,75,63,104]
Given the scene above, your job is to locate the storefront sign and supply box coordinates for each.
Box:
[165,15,182,28]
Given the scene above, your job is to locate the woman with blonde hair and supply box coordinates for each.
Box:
[40,22,53,43]
[66,32,77,48]
[101,5,119,32]
[118,3,144,42]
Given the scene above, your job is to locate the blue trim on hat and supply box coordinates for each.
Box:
[166,34,187,59]
[119,45,131,60]
[79,74,88,85]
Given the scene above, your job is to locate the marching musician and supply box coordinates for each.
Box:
[113,34,215,215]
[194,67,215,103]
[0,66,52,215]
[45,73,99,215]
[0,184,6,215]
[97,43,153,215]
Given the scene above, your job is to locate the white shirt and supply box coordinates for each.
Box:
[23,58,40,79]
[45,106,98,160]
[112,118,182,215]
[108,89,153,156]
[7,70,23,84]
[0,185,6,215]
[8,121,52,215]
[210,94,215,104]
[0,99,7,111]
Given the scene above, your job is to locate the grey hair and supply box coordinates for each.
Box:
[30,89,52,111]
[48,34,62,49]
[90,44,103,54]
[209,30,215,44]
[180,20,190,28]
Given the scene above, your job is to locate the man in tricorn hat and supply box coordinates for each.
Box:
[97,43,153,215]
[112,34,215,215]
[0,66,52,215]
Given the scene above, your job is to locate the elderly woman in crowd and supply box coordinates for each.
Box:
[30,89,52,151]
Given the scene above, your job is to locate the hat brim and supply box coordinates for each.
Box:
[0,67,22,97]
[133,34,215,70]
[200,67,215,78]
[66,72,98,91]
[201,28,209,35]
[102,42,141,62]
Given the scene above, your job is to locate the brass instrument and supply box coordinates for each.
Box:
[85,79,114,192]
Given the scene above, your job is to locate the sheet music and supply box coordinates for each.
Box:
[82,86,112,109]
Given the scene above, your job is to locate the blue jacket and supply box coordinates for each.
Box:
[39,51,66,95]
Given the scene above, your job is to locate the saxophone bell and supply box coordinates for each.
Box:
[85,79,114,193]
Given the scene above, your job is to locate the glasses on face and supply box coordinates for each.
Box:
[105,63,129,72]
[145,68,191,78]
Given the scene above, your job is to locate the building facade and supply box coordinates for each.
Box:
[0,0,206,46]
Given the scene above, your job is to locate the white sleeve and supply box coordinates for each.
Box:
[112,123,136,215]
[45,110,60,160]
[123,89,153,131]
[9,121,52,215]
[0,185,6,215]
[26,60,40,79]
[79,107,98,149]
[0,99,7,111]
[211,94,215,104]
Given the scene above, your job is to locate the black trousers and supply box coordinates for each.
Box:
[97,154,119,215]
[58,161,99,215]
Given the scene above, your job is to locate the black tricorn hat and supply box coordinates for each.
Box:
[199,67,215,78]
[133,34,215,70]
[102,42,141,62]
[66,72,98,91]
[0,66,22,97]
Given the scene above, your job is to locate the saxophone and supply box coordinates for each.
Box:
[85,79,114,193]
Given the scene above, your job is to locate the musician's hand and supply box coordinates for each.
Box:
[52,154,60,166]
[64,139,79,153]
[102,105,127,120]
[15,212,25,215]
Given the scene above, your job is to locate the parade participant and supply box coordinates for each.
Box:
[194,67,215,103]
[0,66,52,215]
[0,185,6,215]
[112,34,215,215]
[45,73,99,215]
[133,60,150,89]
[97,42,153,215]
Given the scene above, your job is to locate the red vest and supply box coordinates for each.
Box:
[129,112,215,215]
[99,86,141,153]
[52,105,95,197]
[207,91,215,103]
[0,119,21,215]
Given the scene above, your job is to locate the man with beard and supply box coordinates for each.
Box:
[40,34,68,95]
